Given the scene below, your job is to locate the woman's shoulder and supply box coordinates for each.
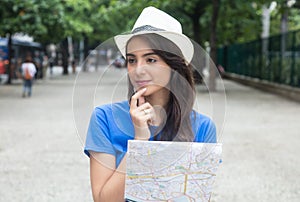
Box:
[94,100,129,115]
[191,110,216,142]
[190,110,216,131]
[92,101,133,137]
[191,110,213,124]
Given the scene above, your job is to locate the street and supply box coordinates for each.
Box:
[1,66,300,202]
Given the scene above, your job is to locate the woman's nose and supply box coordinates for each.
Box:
[135,60,146,75]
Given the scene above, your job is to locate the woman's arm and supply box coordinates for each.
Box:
[90,152,127,202]
[89,89,154,201]
[129,88,152,140]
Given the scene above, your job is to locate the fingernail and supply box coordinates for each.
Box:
[142,88,147,91]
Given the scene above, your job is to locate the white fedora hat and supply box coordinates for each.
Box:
[114,6,194,63]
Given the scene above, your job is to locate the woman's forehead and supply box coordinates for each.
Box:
[127,37,152,54]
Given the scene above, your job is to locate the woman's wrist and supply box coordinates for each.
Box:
[134,126,150,140]
[134,137,149,140]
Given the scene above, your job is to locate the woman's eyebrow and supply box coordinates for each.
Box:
[126,52,157,57]
[126,53,136,57]
[142,52,157,57]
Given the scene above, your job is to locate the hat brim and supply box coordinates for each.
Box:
[114,31,194,63]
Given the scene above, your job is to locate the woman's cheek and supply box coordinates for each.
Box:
[127,65,133,72]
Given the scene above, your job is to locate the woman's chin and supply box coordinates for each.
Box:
[135,84,150,91]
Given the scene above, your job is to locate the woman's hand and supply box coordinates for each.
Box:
[129,88,154,140]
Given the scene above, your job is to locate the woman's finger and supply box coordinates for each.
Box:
[138,96,145,106]
[130,88,147,109]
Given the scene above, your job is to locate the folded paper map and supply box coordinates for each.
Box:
[125,140,222,202]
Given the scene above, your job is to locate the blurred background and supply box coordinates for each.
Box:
[0,0,300,202]
[1,0,299,89]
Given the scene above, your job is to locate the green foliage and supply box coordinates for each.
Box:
[0,0,299,47]
[269,0,300,35]
[0,0,46,35]
[159,0,211,44]
[0,0,93,44]
[63,0,93,39]
[33,0,66,43]
[217,1,263,45]
[87,0,164,43]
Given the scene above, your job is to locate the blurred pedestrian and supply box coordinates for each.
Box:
[0,57,5,74]
[21,55,36,97]
[0,57,5,84]
[72,59,76,74]
[34,51,42,79]
[42,55,49,79]
[217,64,225,77]
[49,56,54,75]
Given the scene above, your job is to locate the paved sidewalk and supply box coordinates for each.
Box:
[0,67,299,202]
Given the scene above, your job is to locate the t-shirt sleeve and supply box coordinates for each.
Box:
[84,107,116,157]
[194,114,217,143]
[202,119,217,143]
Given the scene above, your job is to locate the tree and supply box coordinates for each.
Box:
[1,0,44,83]
[161,0,211,45]
[216,0,264,45]
[0,0,65,83]
[0,0,96,78]
[87,0,162,44]
[59,0,94,74]
[209,0,220,91]
[268,0,300,35]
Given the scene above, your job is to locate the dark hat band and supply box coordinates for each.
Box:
[131,25,165,34]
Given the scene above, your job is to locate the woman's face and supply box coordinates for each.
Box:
[126,37,171,96]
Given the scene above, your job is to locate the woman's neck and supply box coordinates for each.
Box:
[145,88,170,109]
[145,88,169,126]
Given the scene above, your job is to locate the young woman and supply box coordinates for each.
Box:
[84,7,216,202]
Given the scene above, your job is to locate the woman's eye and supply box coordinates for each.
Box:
[147,58,157,63]
[127,58,136,64]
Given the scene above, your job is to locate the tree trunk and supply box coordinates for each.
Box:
[280,3,288,55]
[82,35,89,71]
[192,14,201,44]
[209,0,220,92]
[6,33,12,84]
[61,38,69,75]
[280,3,288,34]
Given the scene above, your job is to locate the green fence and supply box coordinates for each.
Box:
[218,29,300,88]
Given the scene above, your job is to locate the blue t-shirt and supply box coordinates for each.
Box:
[84,101,216,167]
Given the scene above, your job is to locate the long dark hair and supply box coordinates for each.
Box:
[126,34,195,142]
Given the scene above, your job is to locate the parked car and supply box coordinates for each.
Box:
[113,55,126,68]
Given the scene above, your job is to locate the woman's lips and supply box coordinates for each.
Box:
[135,80,151,87]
